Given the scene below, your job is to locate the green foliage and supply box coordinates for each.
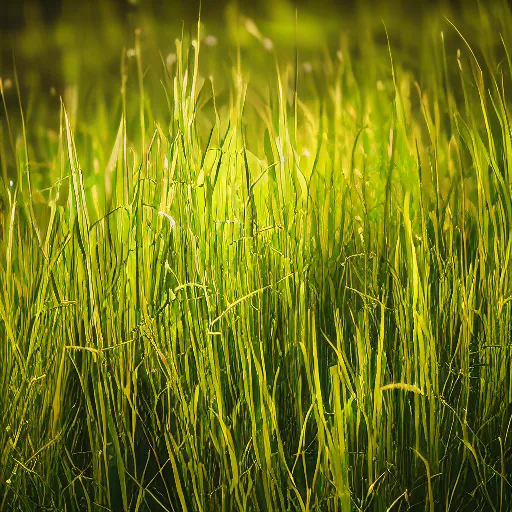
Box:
[0,1,511,510]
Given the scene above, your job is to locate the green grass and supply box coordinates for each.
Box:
[0,0,511,510]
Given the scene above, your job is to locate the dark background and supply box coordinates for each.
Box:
[1,0,468,33]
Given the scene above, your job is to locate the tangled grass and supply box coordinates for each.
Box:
[0,1,511,510]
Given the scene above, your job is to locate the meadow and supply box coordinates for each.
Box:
[0,0,511,510]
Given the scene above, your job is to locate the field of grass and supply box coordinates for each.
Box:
[0,0,511,510]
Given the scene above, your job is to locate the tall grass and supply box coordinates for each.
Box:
[0,1,511,510]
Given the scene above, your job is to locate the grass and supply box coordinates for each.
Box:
[0,0,511,510]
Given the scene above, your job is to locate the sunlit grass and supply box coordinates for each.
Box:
[0,1,511,510]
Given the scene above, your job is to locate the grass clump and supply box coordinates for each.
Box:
[0,1,511,510]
